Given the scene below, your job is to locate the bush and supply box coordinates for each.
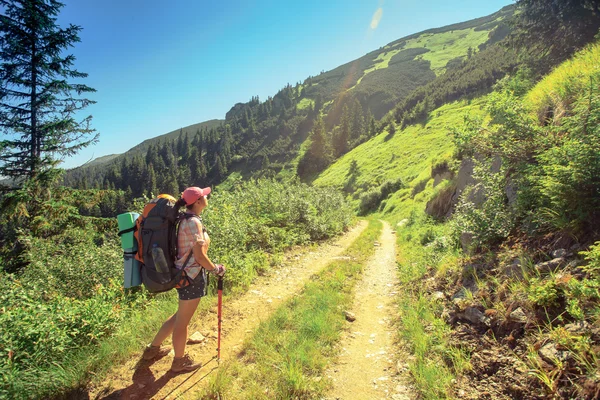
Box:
[450,162,514,250]
[359,177,405,215]
[0,178,353,397]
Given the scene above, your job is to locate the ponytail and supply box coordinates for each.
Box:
[174,198,187,209]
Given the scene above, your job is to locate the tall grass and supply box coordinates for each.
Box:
[199,219,382,399]
[525,41,600,120]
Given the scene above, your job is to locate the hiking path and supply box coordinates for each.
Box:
[90,220,368,400]
[325,220,414,400]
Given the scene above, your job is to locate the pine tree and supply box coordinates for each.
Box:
[0,0,97,179]
[214,153,227,180]
[334,105,350,157]
[261,154,270,170]
[143,163,157,198]
[514,0,600,66]
[297,116,332,177]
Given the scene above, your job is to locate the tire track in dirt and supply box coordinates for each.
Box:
[90,220,368,400]
[325,220,413,400]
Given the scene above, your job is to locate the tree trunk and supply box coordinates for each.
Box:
[30,31,37,177]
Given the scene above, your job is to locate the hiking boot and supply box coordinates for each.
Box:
[171,354,202,373]
[142,344,172,360]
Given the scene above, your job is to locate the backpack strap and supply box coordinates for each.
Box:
[117,226,137,237]
[179,248,194,270]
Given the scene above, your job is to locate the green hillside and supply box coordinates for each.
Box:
[314,99,485,208]
[63,5,514,193]
[304,5,513,119]
[312,39,600,398]
[123,119,223,158]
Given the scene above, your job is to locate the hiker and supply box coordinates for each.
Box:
[141,186,226,373]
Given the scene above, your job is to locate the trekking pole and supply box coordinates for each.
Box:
[217,276,223,363]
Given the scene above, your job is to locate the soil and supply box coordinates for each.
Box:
[325,221,413,400]
[89,220,369,400]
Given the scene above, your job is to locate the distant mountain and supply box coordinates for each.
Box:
[301,5,514,119]
[122,119,224,158]
[68,119,224,171]
[64,5,516,193]
[81,154,121,168]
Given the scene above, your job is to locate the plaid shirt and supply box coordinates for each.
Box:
[175,214,208,279]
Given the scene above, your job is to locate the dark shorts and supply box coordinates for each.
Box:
[176,271,207,300]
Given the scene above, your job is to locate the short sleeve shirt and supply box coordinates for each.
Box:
[176,214,207,278]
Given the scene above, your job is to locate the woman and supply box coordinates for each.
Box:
[141,186,226,373]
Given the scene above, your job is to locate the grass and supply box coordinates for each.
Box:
[404,28,491,74]
[354,48,403,87]
[525,41,600,120]
[296,97,315,111]
[198,219,383,399]
[6,289,219,399]
[314,99,486,211]
[393,221,469,400]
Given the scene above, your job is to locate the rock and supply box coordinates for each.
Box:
[570,243,581,252]
[509,308,528,324]
[397,219,409,227]
[552,249,567,258]
[539,343,569,364]
[565,321,591,334]
[374,241,381,247]
[432,291,445,300]
[535,257,566,273]
[452,158,476,205]
[506,177,518,206]
[344,311,356,322]
[504,259,524,279]
[459,307,491,327]
[460,232,474,253]
[188,331,206,343]
[451,285,477,304]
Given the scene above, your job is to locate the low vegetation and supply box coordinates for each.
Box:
[200,219,382,399]
[0,179,353,399]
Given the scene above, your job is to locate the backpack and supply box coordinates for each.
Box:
[133,196,196,293]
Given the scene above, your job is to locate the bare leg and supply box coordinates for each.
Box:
[150,313,177,347]
[173,298,201,358]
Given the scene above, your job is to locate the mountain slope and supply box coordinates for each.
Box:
[303,5,513,119]
[64,5,515,196]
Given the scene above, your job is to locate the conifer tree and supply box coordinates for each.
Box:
[334,105,350,157]
[214,153,227,181]
[0,0,97,179]
[297,116,332,177]
[143,163,157,197]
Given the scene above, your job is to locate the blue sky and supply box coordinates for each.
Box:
[58,0,514,169]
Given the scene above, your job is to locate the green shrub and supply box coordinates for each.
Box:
[359,188,382,215]
[450,163,514,250]
[358,177,404,215]
[0,178,353,398]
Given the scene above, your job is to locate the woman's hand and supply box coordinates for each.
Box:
[210,264,226,277]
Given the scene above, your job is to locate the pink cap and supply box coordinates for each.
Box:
[182,186,211,205]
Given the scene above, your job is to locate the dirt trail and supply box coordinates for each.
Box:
[91,220,368,400]
[325,220,413,400]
